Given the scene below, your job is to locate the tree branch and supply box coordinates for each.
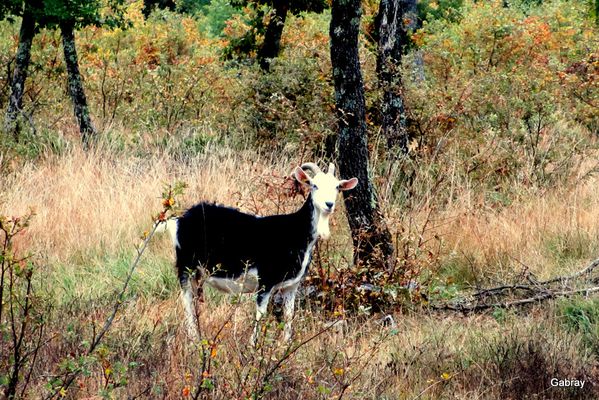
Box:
[434,257,599,313]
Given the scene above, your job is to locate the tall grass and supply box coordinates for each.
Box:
[1,0,599,397]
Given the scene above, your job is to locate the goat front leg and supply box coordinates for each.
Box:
[250,289,272,346]
[282,286,298,342]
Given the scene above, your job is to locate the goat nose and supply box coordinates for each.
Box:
[325,202,334,210]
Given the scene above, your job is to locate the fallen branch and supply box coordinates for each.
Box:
[434,257,599,313]
[437,286,599,313]
[536,258,599,285]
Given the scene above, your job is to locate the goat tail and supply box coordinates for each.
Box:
[154,217,180,248]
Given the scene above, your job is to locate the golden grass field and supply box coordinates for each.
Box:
[1,141,599,398]
[1,0,598,397]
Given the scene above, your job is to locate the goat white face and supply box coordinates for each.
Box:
[294,162,358,238]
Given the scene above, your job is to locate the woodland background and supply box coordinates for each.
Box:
[0,0,598,398]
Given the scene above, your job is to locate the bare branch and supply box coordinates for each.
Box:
[434,257,599,313]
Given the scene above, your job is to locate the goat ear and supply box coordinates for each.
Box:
[294,166,312,185]
[338,177,358,191]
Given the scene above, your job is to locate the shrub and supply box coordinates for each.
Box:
[404,0,598,193]
[559,297,599,354]
[0,212,48,399]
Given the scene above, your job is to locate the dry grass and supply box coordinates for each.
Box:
[0,143,303,263]
[1,0,598,396]
[2,142,599,398]
[5,138,599,286]
[437,167,599,281]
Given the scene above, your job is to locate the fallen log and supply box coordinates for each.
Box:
[433,257,599,313]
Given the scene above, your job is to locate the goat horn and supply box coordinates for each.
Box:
[301,162,321,175]
[327,163,336,175]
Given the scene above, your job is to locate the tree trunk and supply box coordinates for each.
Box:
[330,0,394,268]
[258,0,289,71]
[61,22,96,146]
[375,0,414,154]
[142,0,176,18]
[4,3,36,137]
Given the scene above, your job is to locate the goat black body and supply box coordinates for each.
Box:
[175,194,317,296]
[167,162,358,343]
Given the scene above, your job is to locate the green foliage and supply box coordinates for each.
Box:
[166,128,217,160]
[198,0,238,36]
[220,3,266,59]
[241,55,335,150]
[40,0,130,30]
[559,297,599,353]
[418,0,465,23]
[543,231,597,266]
[405,0,598,194]
[436,253,479,287]
[0,128,68,170]
[49,252,178,307]
[176,0,210,15]
[222,0,327,59]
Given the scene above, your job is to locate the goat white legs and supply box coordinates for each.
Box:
[250,290,271,346]
[282,286,298,341]
[180,279,200,340]
[250,286,298,345]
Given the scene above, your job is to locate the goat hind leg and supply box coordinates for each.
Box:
[282,286,298,342]
[180,276,200,340]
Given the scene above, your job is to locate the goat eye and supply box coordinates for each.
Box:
[312,184,318,190]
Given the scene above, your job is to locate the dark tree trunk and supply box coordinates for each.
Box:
[4,3,36,137]
[142,0,176,18]
[330,0,394,268]
[61,22,96,146]
[375,0,415,154]
[258,0,289,71]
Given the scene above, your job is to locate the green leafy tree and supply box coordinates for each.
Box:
[3,1,42,137]
[40,0,128,146]
[226,0,327,71]
[3,0,128,146]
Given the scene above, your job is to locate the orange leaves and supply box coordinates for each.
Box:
[522,16,552,46]
[162,197,175,208]
[135,42,160,69]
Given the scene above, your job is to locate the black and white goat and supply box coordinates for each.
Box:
[160,162,358,343]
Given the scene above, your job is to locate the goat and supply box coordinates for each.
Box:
[160,162,358,343]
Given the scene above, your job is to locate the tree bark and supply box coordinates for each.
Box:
[142,0,176,18]
[330,0,394,268]
[61,22,96,146]
[375,0,414,154]
[4,3,36,137]
[258,0,289,71]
